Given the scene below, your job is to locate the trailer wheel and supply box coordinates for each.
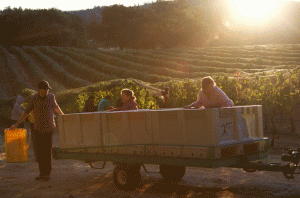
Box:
[113,163,141,191]
[159,165,186,182]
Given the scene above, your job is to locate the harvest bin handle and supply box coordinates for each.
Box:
[89,161,107,169]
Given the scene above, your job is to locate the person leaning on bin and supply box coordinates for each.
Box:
[98,95,113,111]
[10,81,64,182]
[83,95,97,112]
[115,97,124,108]
[109,89,138,111]
[184,76,234,109]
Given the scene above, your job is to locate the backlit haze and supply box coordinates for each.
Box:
[0,0,154,11]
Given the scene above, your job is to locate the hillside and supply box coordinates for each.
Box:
[1,44,300,99]
[1,43,300,136]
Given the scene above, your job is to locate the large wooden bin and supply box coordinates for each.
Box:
[57,106,265,160]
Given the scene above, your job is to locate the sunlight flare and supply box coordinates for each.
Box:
[227,0,286,25]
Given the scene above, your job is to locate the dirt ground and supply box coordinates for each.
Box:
[1,129,300,198]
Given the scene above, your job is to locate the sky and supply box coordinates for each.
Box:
[0,0,155,11]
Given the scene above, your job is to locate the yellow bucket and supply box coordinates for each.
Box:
[4,128,28,163]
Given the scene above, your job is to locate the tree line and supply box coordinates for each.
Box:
[87,0,212,49]
[0,7,87,48]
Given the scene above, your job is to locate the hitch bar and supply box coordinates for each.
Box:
[233,148,300,179]
[233,162,300,179]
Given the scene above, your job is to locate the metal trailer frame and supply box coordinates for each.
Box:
[52,137,300,190]
[53,139,270,168]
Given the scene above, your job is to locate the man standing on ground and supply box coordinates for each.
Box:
[10,81,64,181]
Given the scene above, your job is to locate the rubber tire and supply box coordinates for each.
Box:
[113,163,141,191]
[159,164,186,182]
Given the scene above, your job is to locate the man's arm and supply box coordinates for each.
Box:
[10,111,29,130]
[54,106,64,115]
[52,94,64,115]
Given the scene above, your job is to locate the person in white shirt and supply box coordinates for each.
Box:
[184,76,234,109]
[11,95,25,128]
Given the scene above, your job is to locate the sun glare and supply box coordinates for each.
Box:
[227,0,286,25]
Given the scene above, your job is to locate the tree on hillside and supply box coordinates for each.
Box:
[91,0,211,49]
[0,7,87,48]
[66,13,87,48]
[0,15,19,48]
[142,0,210,48]
[100,5,137,50]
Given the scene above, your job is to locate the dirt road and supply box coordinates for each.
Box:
[1,132,300,198]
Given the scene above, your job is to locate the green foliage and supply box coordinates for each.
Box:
[153,69,300,124]
[154,79,201,108]
[20,88,37,101]
[56,79,159,114]
[19,88,37,109]
[0,7,87,48]
[56,90,82,114]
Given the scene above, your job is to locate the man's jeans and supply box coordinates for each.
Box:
[35,130,53,176]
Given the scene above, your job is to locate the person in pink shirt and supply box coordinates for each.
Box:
[184,76,234,109]
[109,89,138,111]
